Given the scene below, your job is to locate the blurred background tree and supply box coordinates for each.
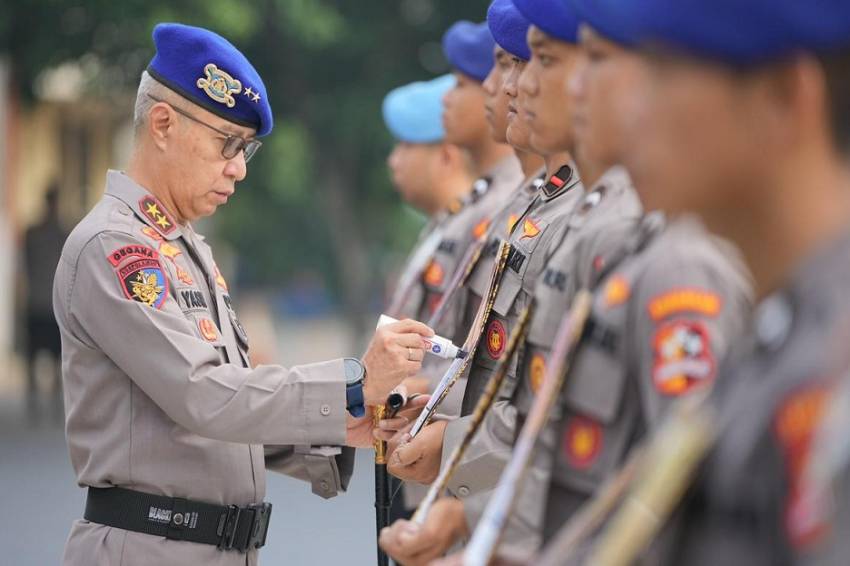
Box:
[0,0,489,334]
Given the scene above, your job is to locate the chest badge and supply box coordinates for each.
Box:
[563,415,603,469]
[520,218,542,240]
[485,319,507,359]
[423,260,445,287]
[528,353,546,394]
[604,275,631,308]
[198,318,219,342]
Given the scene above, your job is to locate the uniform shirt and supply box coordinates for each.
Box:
[536,215,752,545]
[56,171,353,566]
[659,228,850,566]
[443,167,643,551]
[420,155,523,338]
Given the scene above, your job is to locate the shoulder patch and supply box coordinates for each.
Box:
[139,196,177,236]
[647,288,721,321]
[774,383,832,549]
[651,320,715,395]
[107,245,169,309]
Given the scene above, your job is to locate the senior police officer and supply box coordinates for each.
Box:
[532,0,850,565]
[54,23,433,566]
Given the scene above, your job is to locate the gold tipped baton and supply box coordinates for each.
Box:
[408,241,512,438]
[463,290,594,566]
[373,404,390,566]
[413,303,535,524]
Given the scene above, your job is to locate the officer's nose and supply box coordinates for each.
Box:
[224,150,248,182]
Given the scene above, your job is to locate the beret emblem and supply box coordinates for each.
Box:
[196,63,242,108]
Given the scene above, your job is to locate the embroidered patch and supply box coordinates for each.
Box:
[652,320,715,395]
[507,214,519,234]
[159,242,182,260]
[486,319,507,359]
[141,226,163,242]
[107,245,159,267]
[198,318,219,342]
[647,288,721,321]
[423,260,445,287]
[774,384,832,549]
[176,266,194,286]
[110,250,169,310]
[214,264,229,292]
[563,416,603,469]
[520,218,541,240]
[196,63,242,108]
[139,196,176,235]
[528,353,546,394]
[604,275,631,307]
[472,218,491,239]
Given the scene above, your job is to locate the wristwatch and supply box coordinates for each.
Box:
[344,358,366,418]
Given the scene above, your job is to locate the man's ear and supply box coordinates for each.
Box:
[147,103,176,151]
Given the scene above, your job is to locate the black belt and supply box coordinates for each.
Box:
[84,487,272,553]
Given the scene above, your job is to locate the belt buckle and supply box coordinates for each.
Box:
[216,505,242,551]
[245,502,272,552]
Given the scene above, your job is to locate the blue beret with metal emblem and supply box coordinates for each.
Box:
[442,21,496,82]
[147,23,273,137]
[382,75,456,143]
[512,0,580,44]
[487,0,533,61]
[613,0,850,65]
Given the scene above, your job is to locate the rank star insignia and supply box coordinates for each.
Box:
[139,196,176,236]
[196,63,242,108]
[244,86,261,103]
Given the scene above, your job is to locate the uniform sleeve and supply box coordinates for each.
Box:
[442,399,550,553]
[65,230,347,446]
[630,249,751,427]
[265,445,355,499]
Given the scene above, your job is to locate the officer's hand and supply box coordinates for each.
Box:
[388,419,447,484]
[373,392,431,443]
[362,319,433,405]
[345,411,378,448]
[379,497,468,566]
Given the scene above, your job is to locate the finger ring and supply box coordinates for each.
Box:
[408,347,414,361]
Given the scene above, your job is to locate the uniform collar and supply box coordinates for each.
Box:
[105,170,183,241]
[541,163,581,200]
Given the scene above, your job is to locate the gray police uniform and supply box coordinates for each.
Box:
[535,214,752,548]
[56,171,353,566]
[419,156,523,338]
[444,167,643,552]
[654,229,850,566]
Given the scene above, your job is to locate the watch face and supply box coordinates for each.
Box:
[344,358,364,384]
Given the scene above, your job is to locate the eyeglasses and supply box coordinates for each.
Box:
[147,95,262,162]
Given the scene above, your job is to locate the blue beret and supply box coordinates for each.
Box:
[513,0,580,44]
[569,0,640,46]
[147,23,273,137]
[622,0,850,65]
[442,21,496,82]
[382,75,456,143]
[487,0,532,61]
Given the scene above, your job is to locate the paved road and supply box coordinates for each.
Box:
[0,395,385,565]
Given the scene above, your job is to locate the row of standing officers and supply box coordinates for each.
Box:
[53,0,850,564]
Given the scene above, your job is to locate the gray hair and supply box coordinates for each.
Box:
[133,70,176,134]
